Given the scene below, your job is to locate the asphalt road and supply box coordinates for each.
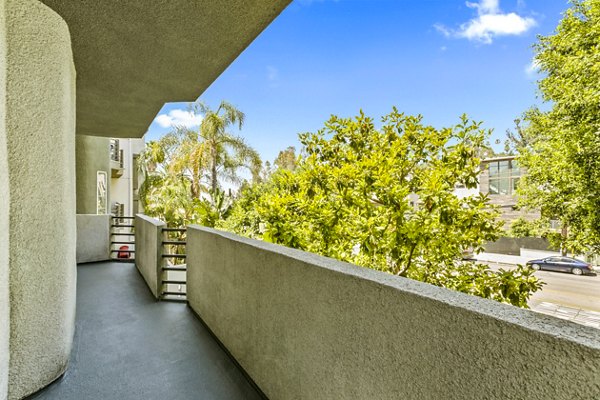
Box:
[488,262,600,310]
[487,262,600,328]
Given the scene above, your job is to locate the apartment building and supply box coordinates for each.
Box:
[75,136,144,217]
[479,155,540,226]
[109,138,145,217]
[454,155,540,227]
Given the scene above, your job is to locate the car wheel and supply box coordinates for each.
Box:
[572,268,583,276]
[531,263,541,271]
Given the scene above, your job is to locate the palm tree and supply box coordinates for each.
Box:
[137,101,262,227]
[195,101,262,194]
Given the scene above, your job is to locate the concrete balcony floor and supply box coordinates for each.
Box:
[27,261,262,400]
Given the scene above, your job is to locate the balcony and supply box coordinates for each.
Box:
[4,1,599,399]
[29,261,262,400]
[109,140,124,179]
[45,214,599,400]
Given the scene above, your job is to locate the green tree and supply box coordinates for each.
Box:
[274,146,298,171]
[196,101,262,193]
[221,109,542,307]
[138,101,261,227]
[517,0,600,255]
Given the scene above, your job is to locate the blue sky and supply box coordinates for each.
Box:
[145,0,568,163]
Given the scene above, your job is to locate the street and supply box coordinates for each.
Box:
[487,262,600,329]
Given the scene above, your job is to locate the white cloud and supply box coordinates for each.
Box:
[434,24,452,38]
[458,12,536,43]
[466,0,500,14]
[154,109,202,129]
[436,0,536,44]
[525,58,540,77]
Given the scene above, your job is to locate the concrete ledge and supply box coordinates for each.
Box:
[134,214,165,299]
[76,214,110,263]
[187,226,600,400]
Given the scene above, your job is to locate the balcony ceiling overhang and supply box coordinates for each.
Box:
[39,0,291,138]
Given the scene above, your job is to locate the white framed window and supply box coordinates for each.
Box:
[97,171,108,214]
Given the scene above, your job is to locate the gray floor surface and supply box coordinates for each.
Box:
[27,261,263,400]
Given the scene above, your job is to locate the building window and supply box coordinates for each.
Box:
[97,171,108,214]
[109,139,120,162]
[488,159,520,195]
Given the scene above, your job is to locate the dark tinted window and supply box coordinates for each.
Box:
[486,159,521,196]
[559,257,582,264]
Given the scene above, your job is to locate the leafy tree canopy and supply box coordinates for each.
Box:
[220,109,542,307]
[517,0,600,254]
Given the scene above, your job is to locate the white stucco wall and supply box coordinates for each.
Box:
[5,1,76,398]
[0,2,10,399]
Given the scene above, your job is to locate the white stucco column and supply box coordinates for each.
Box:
[4,1,76,399]
[0,1,10,399]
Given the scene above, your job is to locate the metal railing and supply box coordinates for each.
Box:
[160,227,187,301]
[110,216,135,262]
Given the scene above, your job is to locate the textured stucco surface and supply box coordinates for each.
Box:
[0,2,9,399]
[75,135,110,214]
[38,0,291,138]
[135,214,166,299]
[187,227,600,400]
[6,1,76,398]
[76,215,110,264]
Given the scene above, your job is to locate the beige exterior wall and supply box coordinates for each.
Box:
[5,1,76,398]
[76,135,111,214]
[0,1,9,398]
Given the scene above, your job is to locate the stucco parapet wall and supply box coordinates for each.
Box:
[76,214,110,264]
[135,214,166,228]
[187,226,600,400]
[134,214,166,299]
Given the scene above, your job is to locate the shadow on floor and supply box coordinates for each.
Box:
[27,261,263,400]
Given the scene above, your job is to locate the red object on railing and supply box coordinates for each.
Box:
[118,245,130,259]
